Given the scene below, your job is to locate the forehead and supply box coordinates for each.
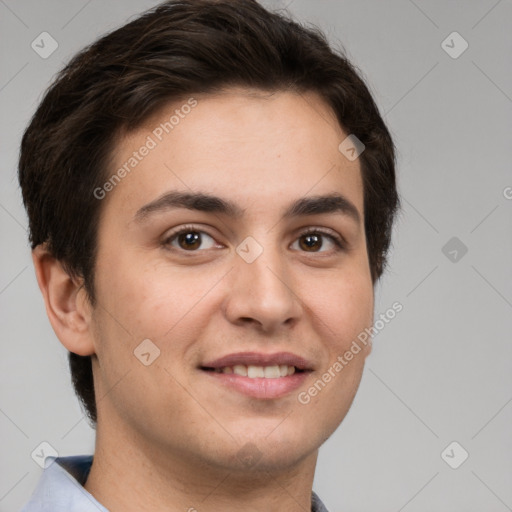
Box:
[102,88,364,225]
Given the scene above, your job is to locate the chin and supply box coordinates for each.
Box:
[221,443,317,475]
[222,427,322,473]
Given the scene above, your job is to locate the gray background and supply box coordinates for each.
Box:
[1,1,511,511]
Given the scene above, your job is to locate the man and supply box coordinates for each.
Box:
[19,0,399,510]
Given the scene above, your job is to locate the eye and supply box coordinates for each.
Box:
[291,228,345,253]
[162,225,219,252]
[162,225,345,254]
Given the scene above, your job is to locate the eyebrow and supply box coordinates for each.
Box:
[133,190,361,225]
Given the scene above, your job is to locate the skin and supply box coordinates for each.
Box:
[32,87,374,512]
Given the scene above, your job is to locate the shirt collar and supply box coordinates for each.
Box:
[21,455,329,512]
[21,455,108,512]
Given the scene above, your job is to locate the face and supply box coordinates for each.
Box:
[88,88,374,473]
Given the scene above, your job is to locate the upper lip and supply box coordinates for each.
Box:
[201,351,314,371]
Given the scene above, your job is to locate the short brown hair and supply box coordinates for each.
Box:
[18,0,400,427]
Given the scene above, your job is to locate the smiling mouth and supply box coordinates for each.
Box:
[201,364,306,379]
[199,352,313,399]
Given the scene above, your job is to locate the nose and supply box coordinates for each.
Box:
[222,241,302,333]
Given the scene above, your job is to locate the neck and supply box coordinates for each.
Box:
[84,415,319,512]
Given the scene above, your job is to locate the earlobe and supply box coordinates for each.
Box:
[32,244,96,356]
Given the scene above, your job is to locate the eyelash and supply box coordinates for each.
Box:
[162,224,345,254]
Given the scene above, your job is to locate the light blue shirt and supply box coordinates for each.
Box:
[21,455,330,512]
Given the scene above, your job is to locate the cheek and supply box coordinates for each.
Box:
[95,252,202,338]
[299,276,372,436]
[312,268,374,348]
[89,261,205,420]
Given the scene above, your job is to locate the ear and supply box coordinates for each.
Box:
[32,244,96,356]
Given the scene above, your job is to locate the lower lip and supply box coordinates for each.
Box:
[202,370,310,399]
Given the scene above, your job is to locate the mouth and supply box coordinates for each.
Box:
[201,364,304,378]
[199,352,313,399]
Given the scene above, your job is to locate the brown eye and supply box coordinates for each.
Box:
[176,231,202,250]
[299,233,323,252]
[163,227,217,252]
[292,229,344,253]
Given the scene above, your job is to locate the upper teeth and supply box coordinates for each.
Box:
[215,365,295,378]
